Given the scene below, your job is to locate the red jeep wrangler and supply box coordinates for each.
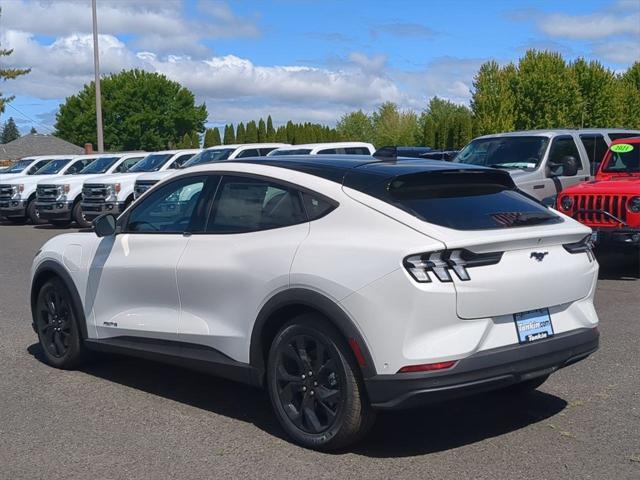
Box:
[557,137,640,246]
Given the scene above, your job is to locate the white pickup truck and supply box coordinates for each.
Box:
[35,153,146,227]
[0,156,57,183]
[454,129,640,203]
[133,144,287,199]
[81,149,200,222]
[0,155,97,224]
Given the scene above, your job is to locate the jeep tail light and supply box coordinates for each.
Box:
[398,360,457,373]
[404,249,503,283]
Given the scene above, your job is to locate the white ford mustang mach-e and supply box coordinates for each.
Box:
[30,155,599,450]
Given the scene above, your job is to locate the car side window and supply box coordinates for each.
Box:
[65,159,92,174]
[300,191,336,220]
[236,149,260,158]
[206,175,306,233]
[169,153,195,169]
[579,135,608,175]
[125,176,208,233]
[115,156,144,173]
[318,148,340,154]
[28,160,50,174]
[259,148,277,156]
[547,136,582,176]
[344,147,369,155]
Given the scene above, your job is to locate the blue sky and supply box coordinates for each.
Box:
[1,0,639,135]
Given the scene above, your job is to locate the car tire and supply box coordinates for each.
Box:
[500,375,550,395]
[27,199,45,225]
[73,202,90,228]
[267,313,375,450]
[34,278,88,370]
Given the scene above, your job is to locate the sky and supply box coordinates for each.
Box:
[1,0,639,135]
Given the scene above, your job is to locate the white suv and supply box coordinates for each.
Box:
[267,141,375,156]
[133,143,288,198]
[30,156,599,450]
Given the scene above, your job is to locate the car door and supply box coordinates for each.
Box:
[547,135,589,191]
[176,174,310,363]
[88,174,212,340]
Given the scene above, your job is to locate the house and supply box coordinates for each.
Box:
[0,133,85,162]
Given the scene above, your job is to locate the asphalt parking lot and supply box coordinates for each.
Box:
[0,222,638,480]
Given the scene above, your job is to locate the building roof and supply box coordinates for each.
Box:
[0,133,84,161]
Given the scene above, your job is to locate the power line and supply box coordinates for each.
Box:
[4,103,55,134]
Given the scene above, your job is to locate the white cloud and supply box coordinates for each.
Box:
[538,12,640,40]
[592,40,640,64]
[1,0,259,56]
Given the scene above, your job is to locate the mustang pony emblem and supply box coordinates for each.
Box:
[530,251,549,262]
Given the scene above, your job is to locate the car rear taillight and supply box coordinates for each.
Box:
[563,235,595,262]
[398,361,457,373]
[404,249,503,283]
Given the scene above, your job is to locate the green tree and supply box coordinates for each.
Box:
[266,115,275,141]
[177,132,193,148]
[30,126,37,134]
[223,124,236,144]
[470,60,517,134]
[336,110,374,143]
[420,97,473,149]
[1,117,20,143]
[245,120,258,142]
[236,122,246,143]
[203,127,221,147]
[258,118,267,142]
[371,102,418,146]
[621,62,640,91]
[55,69,207,151]
[191,131,200,148]
[571,59,618,128]
[514,50,583,129]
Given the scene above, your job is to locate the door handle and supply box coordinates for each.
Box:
[533,184,545,190]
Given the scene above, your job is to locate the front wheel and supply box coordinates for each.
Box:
[34,278,87,369]
[72,202,91,228]
[27,199,45,225]
[267,314,375,450]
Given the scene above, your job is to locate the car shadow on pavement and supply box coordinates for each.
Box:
[28,343,568,457]
[595,247,639,281]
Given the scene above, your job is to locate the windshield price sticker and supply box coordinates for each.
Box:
[611,144,634,153]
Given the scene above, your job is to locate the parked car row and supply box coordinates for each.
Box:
[0,142,376,227]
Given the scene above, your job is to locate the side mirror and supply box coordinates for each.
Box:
[94,214,117,237]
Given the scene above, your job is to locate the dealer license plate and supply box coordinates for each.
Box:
[514,308,554,344]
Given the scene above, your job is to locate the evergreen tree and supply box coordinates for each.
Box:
[245,121,258,142]
[177,132,192,148]
[30,126,37,134]
[191,131,200,148]
[236,122,246,143]
[203,128,221,147]
[258,118,267,142]
[1,117,20,143]
[223,124,236,144]
[266,115,275,141]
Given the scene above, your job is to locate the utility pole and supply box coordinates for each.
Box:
[92,0,104,152]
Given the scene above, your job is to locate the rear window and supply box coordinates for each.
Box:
[385,171,562,230]
[269,149,312,156]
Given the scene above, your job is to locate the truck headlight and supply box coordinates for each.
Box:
[105,183,120,202]
[56,184,70,201]
[11,184,23,200]
[628,197,640,213]
[560,196,573,211]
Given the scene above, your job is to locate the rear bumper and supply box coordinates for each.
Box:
[0,199,27,217]
[593,228,640,246]
[365,327,599,410]
[36,201,72,221]
[81,201,126,219]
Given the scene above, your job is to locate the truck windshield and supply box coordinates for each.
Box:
[129,153,173,172]
[34,159,72,174]
[182,148,235,168]
[4,159,33,173]
[455,136,549,170]
[79,156,121,174]
[601,145,639,173]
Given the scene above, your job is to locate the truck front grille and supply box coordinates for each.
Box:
[134,180,158,198]
[0,184,13,201]
[82,184,108,203]
[571,194,629,226]
[36,185,60,203]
